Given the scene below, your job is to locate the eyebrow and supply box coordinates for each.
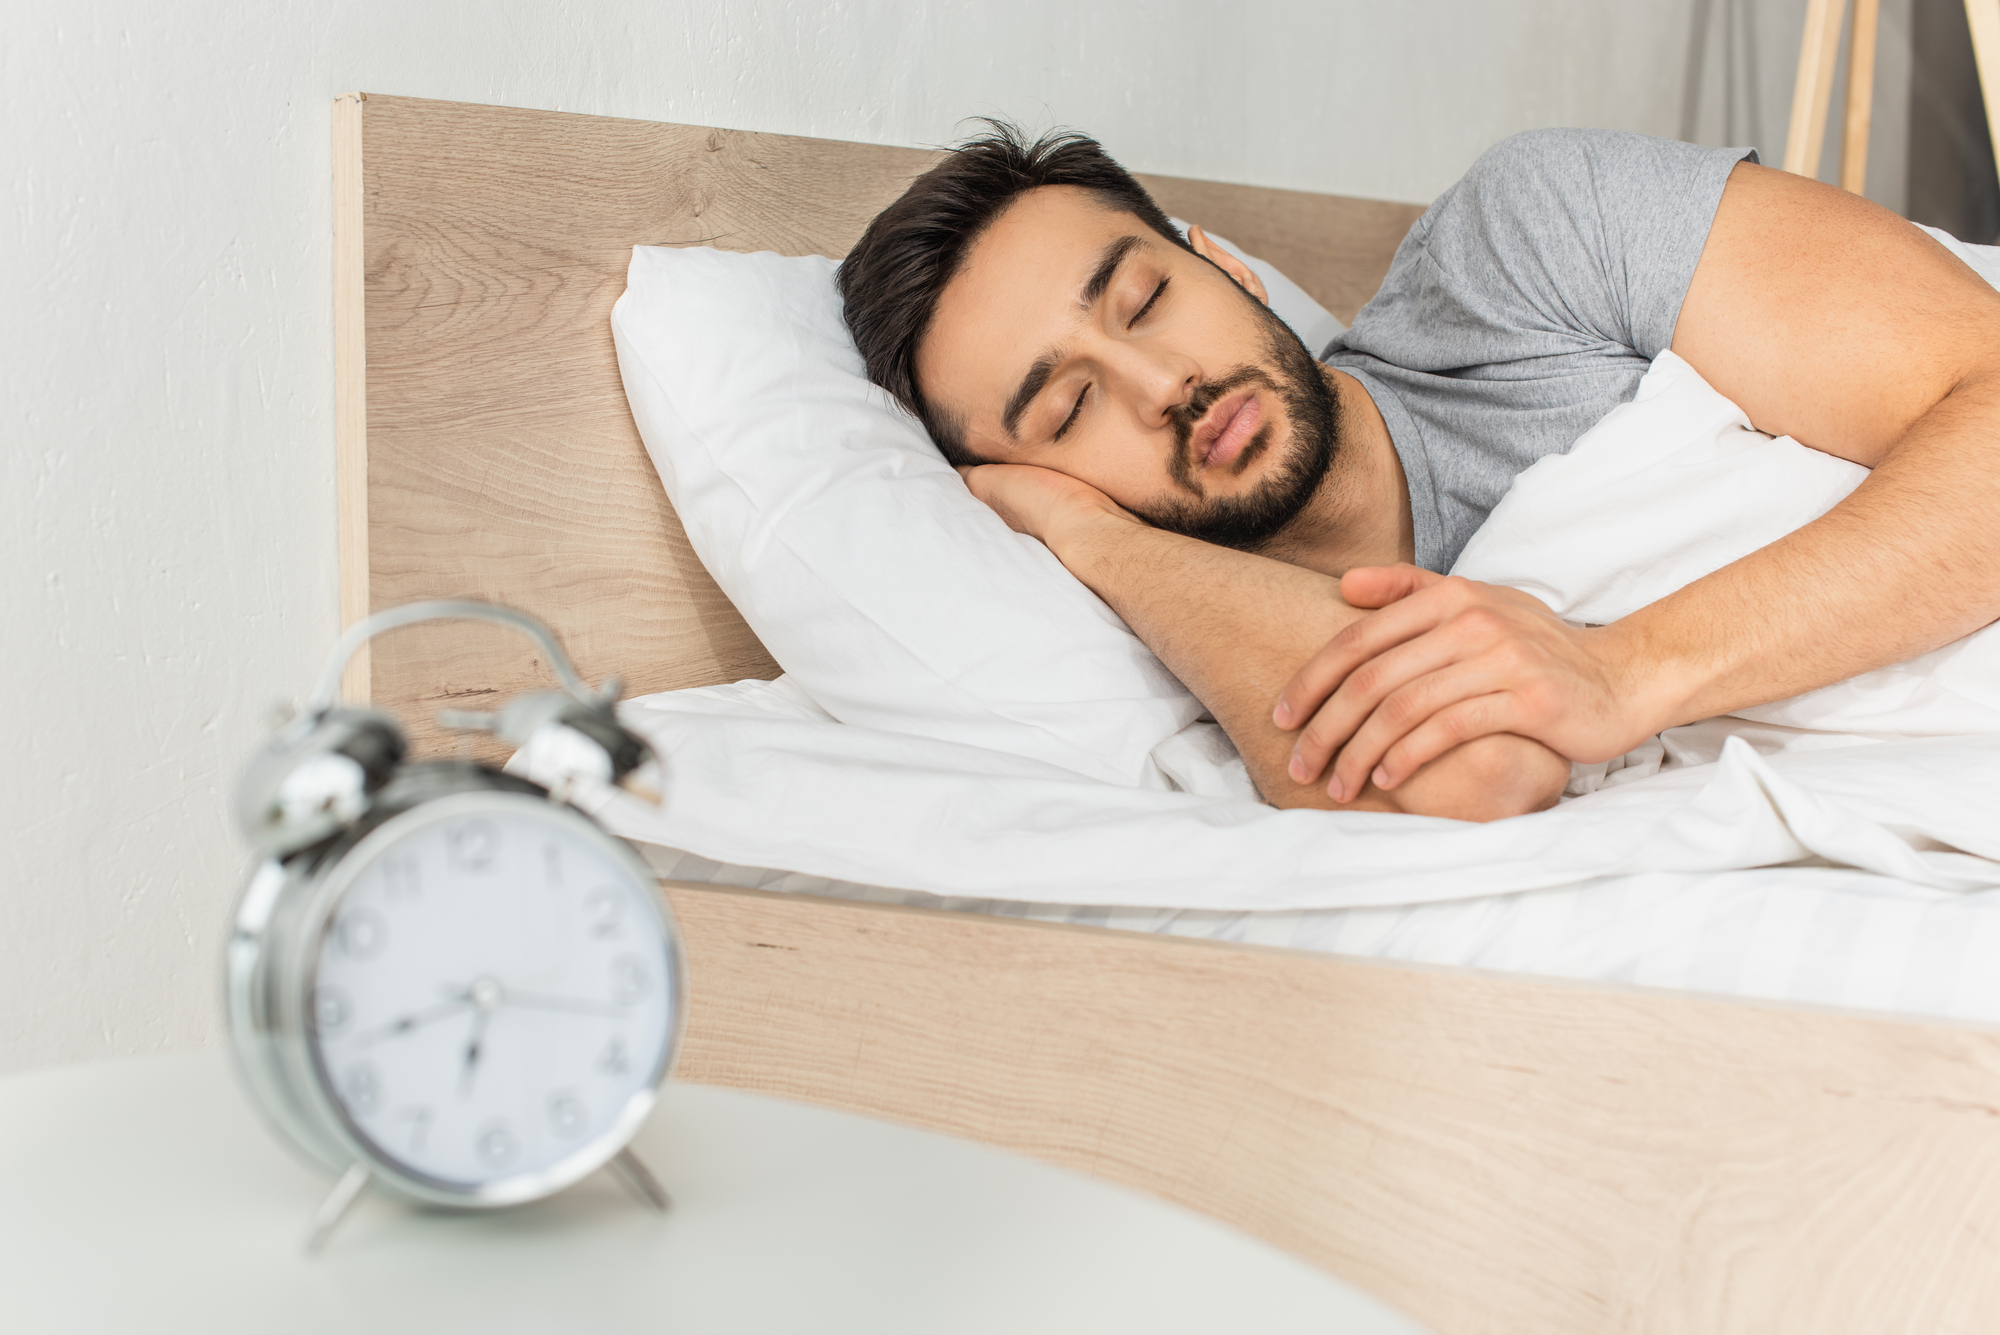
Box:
[1000,234,1145,439]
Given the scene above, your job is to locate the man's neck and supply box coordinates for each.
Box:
[1252,367,1414,579]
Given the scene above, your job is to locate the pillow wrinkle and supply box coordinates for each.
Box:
[619,329,1182,787]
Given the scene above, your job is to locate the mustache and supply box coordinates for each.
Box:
[1166,365,1281,496]
[1124,298,1341,551]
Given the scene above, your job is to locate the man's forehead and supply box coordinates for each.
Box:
[921,188,1161,425]
[965,185,1152,271]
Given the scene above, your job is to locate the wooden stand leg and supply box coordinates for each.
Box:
[1969,0,2000,199]
[1842,0,1881,193]
[1786,0,1850,177]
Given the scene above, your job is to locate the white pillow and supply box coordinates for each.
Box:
[612,227,1340,791]
[613,244,1201,788]
[1917,223,2000,289]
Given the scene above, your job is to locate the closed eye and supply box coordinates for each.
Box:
[1129,276,1169,327]
[1053,385,1088,441]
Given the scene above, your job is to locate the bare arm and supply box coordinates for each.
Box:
[1277,162,2000,801]
[965,466,1568,820]
[1643,161,2000,717]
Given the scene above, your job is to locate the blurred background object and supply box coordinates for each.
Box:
[1911,0,1999,241]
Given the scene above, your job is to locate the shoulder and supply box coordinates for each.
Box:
[1442,128,1754,223]
[1459,126,1616,184]
[1412,129,1754,273]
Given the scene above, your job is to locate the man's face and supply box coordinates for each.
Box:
[916,185,1339,548]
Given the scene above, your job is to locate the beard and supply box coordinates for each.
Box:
[1124,301,1341,551]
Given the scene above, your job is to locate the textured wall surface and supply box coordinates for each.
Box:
[2,0,1887,1076]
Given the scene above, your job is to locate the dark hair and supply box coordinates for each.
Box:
[836,121,1190,464]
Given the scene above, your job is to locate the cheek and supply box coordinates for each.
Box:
[1061,424,1176,507]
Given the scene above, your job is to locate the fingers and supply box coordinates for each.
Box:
[957,462,1049,534]
[1285,625,1476,787]
[1272,574,1478,733]
[1338,563,1440,610]
[1325,660,1524,802]
[1274,575,1617,802]
[1368,695,1520,794]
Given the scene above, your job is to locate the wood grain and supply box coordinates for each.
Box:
[333,93,370,701]
[339,94,2000,1334]
[669,880,2000,1335]
[344,96,933,746]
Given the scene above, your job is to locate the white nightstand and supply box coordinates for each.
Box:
[0,1052,1430,1333]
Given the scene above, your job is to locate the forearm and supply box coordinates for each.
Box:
[1617,370,2000,731]
[1641,162,2000,729]
[1057,513,1565,816]
[1061,515,1353,785]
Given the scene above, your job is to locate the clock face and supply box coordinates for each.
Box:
[306,797,676,1193]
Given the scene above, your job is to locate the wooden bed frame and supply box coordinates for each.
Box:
[334,93,2000,1333]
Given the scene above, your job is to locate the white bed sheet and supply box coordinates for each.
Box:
[638,843,2000,1028]
[525,223,2000,1028]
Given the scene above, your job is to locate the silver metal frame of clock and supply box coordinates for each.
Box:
[229,778,684,1209]
[225,601,686,1244]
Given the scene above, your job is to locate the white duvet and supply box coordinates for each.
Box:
[520,237,2000,911]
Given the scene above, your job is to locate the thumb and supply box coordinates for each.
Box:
[1339,562,1440,608]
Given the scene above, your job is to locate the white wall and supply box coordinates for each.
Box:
[1,0,1878,1076]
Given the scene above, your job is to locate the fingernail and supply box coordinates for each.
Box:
[1288,754,1306,783]
[1329,778,1346,803]
[1272,702,1291,727]
[1372,765,1391,790]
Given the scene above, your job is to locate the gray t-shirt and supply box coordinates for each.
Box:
[1323,128,1757,572]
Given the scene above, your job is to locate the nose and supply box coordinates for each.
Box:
[1102,339,1199,429]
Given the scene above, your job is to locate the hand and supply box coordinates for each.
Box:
[459,1006,491,1096]
[957,462,1134,553]
[1271,564,1662,802]
[350,997,470,1048]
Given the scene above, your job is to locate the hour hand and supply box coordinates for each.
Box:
[349,998,469,1048]
[459,1008,492,1096]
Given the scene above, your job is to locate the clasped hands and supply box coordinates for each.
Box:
[961,460,1669,801]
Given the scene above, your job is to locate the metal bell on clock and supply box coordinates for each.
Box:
[233,707,407,857]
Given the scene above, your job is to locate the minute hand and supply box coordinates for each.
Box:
[502,991,628,1017]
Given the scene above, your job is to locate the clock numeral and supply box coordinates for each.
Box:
[335,907,388,961]
[543,841,563,890]
[475,1120,519,1168]
[448,819,498,873]
[547,1091,588,1140]
[313,986,351,1032]
[583,887,624,938]
[382,854,421,900]
[609,954,649,1004]
[396,1105,433,1154]
[345,1062,382,1117]
[599,1036,629,1076]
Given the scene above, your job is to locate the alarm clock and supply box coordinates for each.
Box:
[227,601,682,1250]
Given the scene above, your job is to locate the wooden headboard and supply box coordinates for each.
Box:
[332,93,1424,736]
[329,96,2000,1333]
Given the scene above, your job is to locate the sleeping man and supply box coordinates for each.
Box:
[834,125,2000,822]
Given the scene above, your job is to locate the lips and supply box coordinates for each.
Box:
[1192,391,1262,471]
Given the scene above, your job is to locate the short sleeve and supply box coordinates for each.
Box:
[1340,129,1756,372]
[1323,130,1757,572]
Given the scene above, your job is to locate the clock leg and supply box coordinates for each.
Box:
[607,1147,672,1213]
[304,1162,372,1254]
